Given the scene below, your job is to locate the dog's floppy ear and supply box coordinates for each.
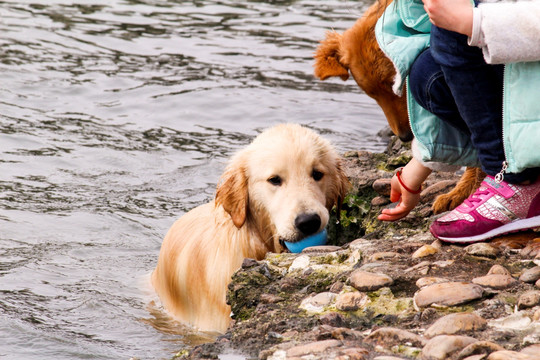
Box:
[215,157,248,229]
[327,159,351,215]
[313,31,350,81]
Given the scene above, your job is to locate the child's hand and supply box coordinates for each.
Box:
[377,158,432,222]
[378,174,421,221]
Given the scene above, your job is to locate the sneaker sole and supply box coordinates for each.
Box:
[432,215,540,244]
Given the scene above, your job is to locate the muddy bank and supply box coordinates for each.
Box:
[181,134,540,360]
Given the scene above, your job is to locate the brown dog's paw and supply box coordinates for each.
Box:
[432,193,463,214]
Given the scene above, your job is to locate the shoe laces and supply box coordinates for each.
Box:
[463,187,491,208]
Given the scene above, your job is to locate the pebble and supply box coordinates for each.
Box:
[489,312,532,330]
[416,277,449,289]
[517,290,540,309]
[420,180,457,203]
[286,339,341,357]
[288,255,310,272]
[412,244,439,259]
[414,282,484,308]
[372,196,391,207]
[420,335,478,360]
[424,313,487,338]
[472,274,518,289]
[335,291,368,311]
[335,347,369,360]
[519,266,540,283]
[521,344,540,357]
[301,246,342,254]
[457,341,504,359]
[404,261,431,275]
[349,270,394,292]
[364,327,426,348]
[299,292,336,313]
[487,265,511,276]
[536,278,540,289]
[372,178,391,196]
[487,350,538,360]
[465,243,500,258]
[369,252,402,261]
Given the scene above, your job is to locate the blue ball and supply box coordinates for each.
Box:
[284,229,328,253]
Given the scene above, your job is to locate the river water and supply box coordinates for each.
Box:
[0,0,386,358]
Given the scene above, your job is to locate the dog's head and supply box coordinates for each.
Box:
[215,124,350,252]
[313,0,413,142]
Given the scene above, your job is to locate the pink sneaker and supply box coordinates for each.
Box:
[430,175,540,243]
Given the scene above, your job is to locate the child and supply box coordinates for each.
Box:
[376,0,540,243]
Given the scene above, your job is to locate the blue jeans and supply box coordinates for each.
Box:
[409,25,538,184]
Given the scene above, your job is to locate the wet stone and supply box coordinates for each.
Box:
[424,313,487,338]
[472,274,518,289]
[465,243,500,258]
[420,335,478,360]
[519,266,540,283]
[349,270,393,292]
[414,282,484,308]
[335,291,368,311]
[517,290,540,309]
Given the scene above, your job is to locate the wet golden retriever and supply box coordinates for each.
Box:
[313,0,485,214]
[151,123,349,333]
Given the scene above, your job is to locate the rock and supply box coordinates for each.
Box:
[521,344,540,357]
[369,252,402,261]
[519,266,540,283]
[299,292,336,313]
[414,282,484,308]
[517,290,540,309]
[537,278,540,289]
[420,335,478,360]
[412,245,439,259]
[416,277,449,289]
[335,347,369,360]
[472,274,518,289]
[364,327,426,348]
[465,243,500,258]
[372,178,391,196]
[302,246,342,254]
[424,313,487,338]
[487,350,538,360]
[320,312,346,327]
[372,196,391,207]
[260,294,283,304]
[349,270,393,292]
[373,357,409,360]
[420,180,457,203]
[487,265,511,276]
[489,313,532,330]
[335,291,368,311]
[404,261,431,275]
[534,308,540,321]
[456,341,504,359]
[286,339,341,357]
[288,255,310,272]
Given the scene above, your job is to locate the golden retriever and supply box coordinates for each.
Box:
[313,0,485,214]
[151,123,349,333]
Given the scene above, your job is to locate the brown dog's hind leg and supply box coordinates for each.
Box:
[432,167,486,214]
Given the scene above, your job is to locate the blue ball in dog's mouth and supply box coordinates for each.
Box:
[284,229,328,253]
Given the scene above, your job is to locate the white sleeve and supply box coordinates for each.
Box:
[473,1,540,64]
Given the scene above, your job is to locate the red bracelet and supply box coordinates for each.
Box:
[396,167,422,194]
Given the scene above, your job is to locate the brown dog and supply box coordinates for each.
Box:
[152,124,349,333]
[313,0,484,214]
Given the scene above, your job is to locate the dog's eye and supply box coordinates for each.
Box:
[267,176,282,186]
[312,170,324,181]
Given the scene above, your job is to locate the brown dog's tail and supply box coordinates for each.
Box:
[313,31,350,81]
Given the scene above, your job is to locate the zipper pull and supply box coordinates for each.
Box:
[494,161,508,183]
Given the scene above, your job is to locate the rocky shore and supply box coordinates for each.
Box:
[181,134,540,360]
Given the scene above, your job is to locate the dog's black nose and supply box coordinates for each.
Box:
[295,213,321,236]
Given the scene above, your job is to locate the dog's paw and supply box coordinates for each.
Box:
[432,193,463,214]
